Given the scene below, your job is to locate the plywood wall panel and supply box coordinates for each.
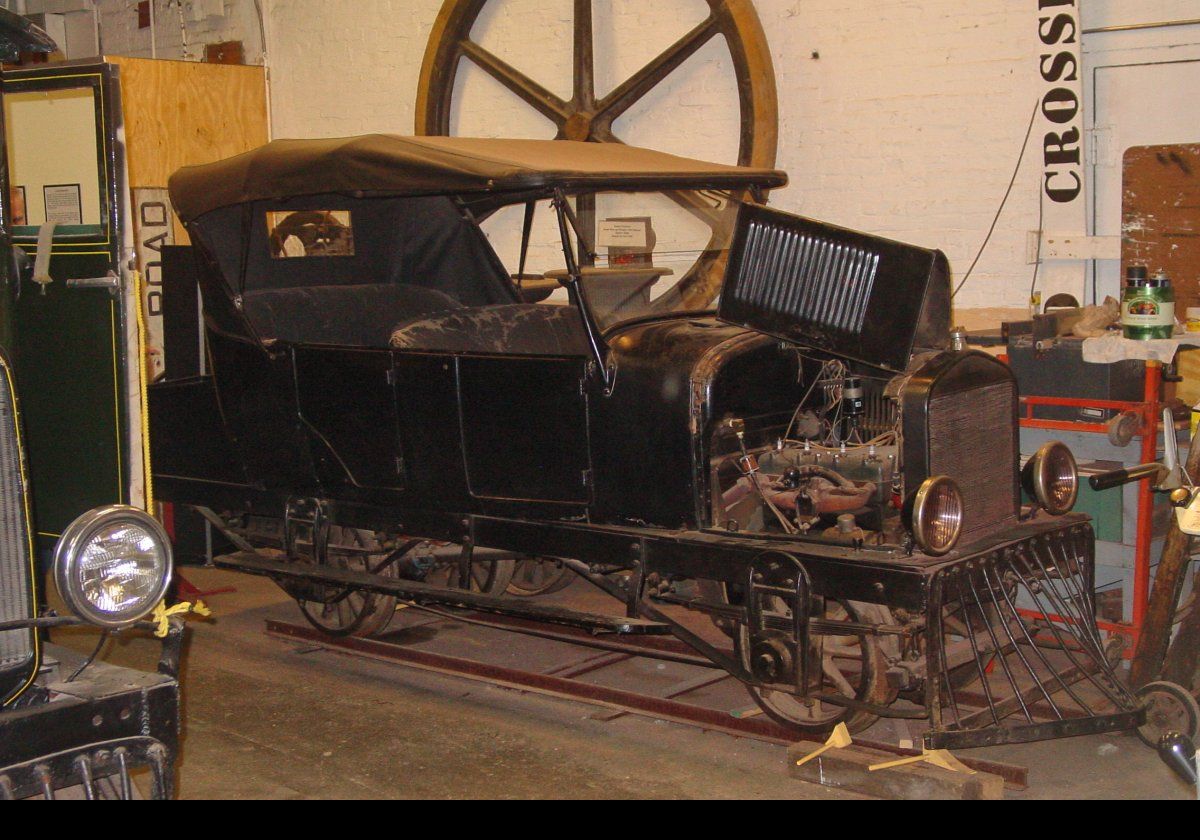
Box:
[105,56,268,240]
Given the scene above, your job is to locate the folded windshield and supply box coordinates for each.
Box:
[480,190,740,330]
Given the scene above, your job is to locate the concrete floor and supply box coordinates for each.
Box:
[49,567,1195,799]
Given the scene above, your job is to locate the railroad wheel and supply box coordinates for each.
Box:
[737,599,891,735]
[419,546,517,594]
[1136,681,1200,748]
[297,527,401,638]
[923,599,1002,697]
[507,556,574,596]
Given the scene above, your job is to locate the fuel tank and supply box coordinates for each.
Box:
[589,316,803,529]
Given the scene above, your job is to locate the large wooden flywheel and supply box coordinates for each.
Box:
[415,0,779,171]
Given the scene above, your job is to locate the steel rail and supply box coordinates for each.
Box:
[264,618,1029,789]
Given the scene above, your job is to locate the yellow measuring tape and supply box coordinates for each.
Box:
[132,269,154,512]
[135,270,213,631]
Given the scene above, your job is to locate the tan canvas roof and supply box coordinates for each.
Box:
[169,135,788,222]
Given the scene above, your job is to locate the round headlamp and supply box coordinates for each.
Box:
[1022,441,1078,515]
[906,476,965,556]
[53,506,173,629]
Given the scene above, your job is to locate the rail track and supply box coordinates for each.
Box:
[264,608,1030,790]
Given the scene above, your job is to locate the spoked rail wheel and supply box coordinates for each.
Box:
[735,598,893,736]
[507,556,575,596]
[1136,681,1200,748]
[297,527,401,638]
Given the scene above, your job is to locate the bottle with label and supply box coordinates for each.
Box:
[1122,266,1175,340]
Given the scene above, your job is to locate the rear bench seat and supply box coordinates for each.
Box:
[389,304,589,356]
[241,283,462,347]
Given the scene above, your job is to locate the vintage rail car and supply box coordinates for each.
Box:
[151,135,1143,748]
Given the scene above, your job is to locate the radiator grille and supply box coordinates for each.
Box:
[0,361,33,676]
[928,382,1018,541]
[736,220,880,334]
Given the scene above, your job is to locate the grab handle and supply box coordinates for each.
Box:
[1088,463,1164,492]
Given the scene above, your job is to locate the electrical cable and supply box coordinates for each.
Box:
[952,100,1041,300]
[251,0,268,62]
[65,632,109,683]
[1029,185,1045,305]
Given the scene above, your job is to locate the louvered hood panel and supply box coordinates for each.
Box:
[719,203,951,372]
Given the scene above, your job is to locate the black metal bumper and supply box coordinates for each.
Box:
[0,637,181,800]
[923,520,1145,750]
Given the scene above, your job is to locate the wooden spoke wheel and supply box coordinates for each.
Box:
[297,527,401,639]
[416,0,780,310]
[416,0,778,167]
[507,556,575,597]
[735,598,892,735]
[420,548,517,594]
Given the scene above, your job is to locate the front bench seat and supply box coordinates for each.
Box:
[242,283,462,347]
[389,304,590,356]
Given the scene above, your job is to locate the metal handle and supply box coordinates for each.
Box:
[1088,462,1164,492]
[66,272,120,291]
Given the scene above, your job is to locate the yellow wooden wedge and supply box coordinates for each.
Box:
[794,723,853,766]
[868,748,975,774]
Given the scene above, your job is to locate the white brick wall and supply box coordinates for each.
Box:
[23,0,267,63]
[263,0,1053,308]
[46,1,1196,310]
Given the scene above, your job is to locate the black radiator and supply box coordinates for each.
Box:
[0,352,36,707]
[719,204,951,372]
[903,352,1020,544]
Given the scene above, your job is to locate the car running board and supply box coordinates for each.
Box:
[213,551,671,636]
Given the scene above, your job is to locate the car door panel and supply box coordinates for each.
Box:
[456,355,591,505]
[294,346,405,492]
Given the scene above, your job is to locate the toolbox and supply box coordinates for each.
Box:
[1007,335,1145,423]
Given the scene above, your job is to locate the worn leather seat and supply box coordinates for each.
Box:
[389,303,589,356]
[242,283,462,347]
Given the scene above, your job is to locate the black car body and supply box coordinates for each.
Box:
[151,134,1143,749]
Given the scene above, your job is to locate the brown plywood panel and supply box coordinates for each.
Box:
[104,56,268,241]
[1123,144,1200,310]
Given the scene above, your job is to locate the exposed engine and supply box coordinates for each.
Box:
[711,357,904,544]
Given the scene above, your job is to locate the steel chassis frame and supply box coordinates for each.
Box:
[203,499,1144,750]
[0,622,183,800]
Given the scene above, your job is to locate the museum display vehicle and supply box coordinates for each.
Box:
[150,134,1145,749]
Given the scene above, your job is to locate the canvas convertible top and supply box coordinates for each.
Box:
[168,135,788,222]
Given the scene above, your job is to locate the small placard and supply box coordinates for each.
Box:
[44,184,83,225]
[598,218,649,249]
